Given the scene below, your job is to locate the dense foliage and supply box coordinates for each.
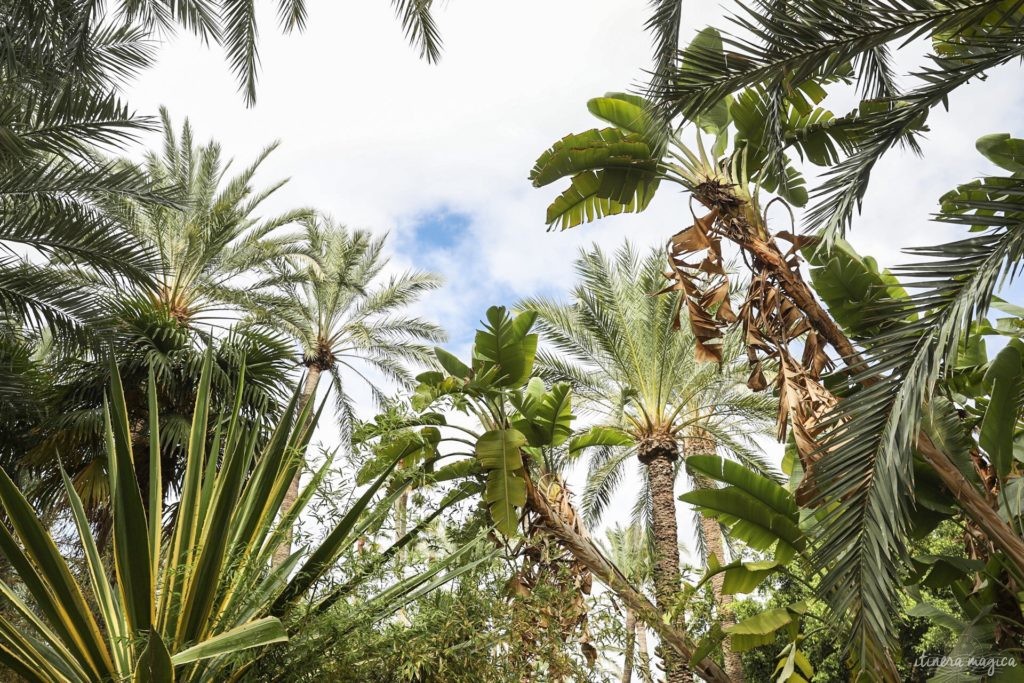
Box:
[3,1,1024,681]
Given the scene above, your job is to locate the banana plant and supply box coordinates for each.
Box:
[352,305,733,682]
[0,353,467,682]
[528,30,875,232]
[679,453,826,682]
[355,305,630,536]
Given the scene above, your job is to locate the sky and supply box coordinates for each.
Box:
[123,1,1024,555]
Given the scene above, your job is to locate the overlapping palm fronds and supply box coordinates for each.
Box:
[522,243,778,529]
[652,0,1024,244]
[811,156,1024,672]
[0,0,168,343]
[116,0,443,105]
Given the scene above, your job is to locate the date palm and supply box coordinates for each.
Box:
[519,242,776,682]
[21,112,308,519]
[106,108,312,326]
[604,524,655,683]
[266,215,445,562]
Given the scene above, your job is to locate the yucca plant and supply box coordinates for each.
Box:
[0,353,456,681]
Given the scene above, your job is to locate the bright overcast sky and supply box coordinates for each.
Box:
[124,1,1024,551]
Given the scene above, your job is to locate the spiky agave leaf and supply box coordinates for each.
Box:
[0,353,466,680]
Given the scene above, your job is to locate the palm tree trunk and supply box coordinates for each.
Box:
[271,366,321,568]
[621,607,636,683]
[638,434,687,683]
[636,624,654,683]
[522,475,730,683]
[701,515,743,681]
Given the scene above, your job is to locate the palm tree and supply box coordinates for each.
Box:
[21,111,308,519]
[106,108,313,326]
[604,524,655,683]
[266,215,445,562]
[519,242,776,683]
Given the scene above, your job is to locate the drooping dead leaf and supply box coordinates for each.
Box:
[651,178,856,512]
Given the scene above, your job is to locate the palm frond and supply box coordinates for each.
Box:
[813,173,1024,674]
[220,0,260,106]
[644,0,683,97]
[389,0,443,64]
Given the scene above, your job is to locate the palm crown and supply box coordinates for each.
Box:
[270,216,446,420]
[520,242,777,529]
[105,108,312,327]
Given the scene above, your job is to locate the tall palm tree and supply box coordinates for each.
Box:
[107,107,313,326]
[21,111,308,519]
[519,242,776,683]
[266,215,445,562]
[647,4,1024,670]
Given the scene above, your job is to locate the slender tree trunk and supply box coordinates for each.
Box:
[396,488,408,539]
[621,607,636,683]
[701,515,743,681]
[271,366,321,568]
[636,623,655,683]
[522,475,730,683]
[690,433,745,683]
[637,433,688,683]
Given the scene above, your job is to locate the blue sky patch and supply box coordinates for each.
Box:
[408,208,471,251]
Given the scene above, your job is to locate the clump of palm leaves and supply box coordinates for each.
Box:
[16,110,309,521]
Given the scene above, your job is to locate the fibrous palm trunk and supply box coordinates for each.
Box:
[621,607,636,683]
[637,432,687,683]
[271,366,321,567]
